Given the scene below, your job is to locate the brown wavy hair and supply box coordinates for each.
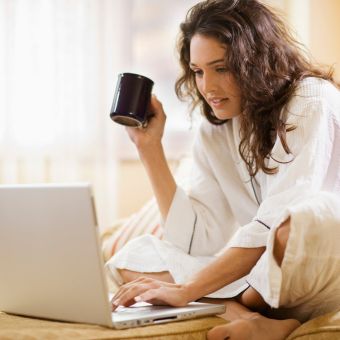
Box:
[175,0,335,176]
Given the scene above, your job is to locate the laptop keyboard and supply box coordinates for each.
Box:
[114,304,167,314]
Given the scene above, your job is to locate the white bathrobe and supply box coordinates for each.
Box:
[107,77,340,321]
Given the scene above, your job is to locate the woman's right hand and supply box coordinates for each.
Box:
[126,95,166,154]
[111,277,192,311]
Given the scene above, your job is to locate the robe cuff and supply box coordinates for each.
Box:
[163,187,196,254]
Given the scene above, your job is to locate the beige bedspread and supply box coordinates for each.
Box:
[1,310,340,339]
[0,312,226,340]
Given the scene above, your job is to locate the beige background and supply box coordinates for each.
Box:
[309,0,340,79]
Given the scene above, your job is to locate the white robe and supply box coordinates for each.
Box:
[107,77,340,320]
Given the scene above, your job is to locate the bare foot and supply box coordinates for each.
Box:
[207,313,300,340]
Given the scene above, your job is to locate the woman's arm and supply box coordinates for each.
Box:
[139,143,177,220]
[183,246,265,301]
[126,95,176,220]
[111,246,265,309]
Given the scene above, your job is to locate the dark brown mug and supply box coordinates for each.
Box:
[110,73,154,128]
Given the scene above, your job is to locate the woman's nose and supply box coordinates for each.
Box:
[202,74,216,94]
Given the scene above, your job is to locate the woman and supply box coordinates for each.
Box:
[107,0,340,339]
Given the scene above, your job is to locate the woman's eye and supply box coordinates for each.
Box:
[191,69,203,76]
[216,67,228,73]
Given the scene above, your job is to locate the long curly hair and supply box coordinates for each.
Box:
[175,0,335,176]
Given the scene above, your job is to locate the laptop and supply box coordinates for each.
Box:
[0,183,225,329]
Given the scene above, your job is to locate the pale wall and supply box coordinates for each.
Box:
[117,159,179,218]
[116,160,154,218]
[309,0,340,80]
[283,0,340,80]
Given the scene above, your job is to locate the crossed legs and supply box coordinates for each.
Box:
[118,218,300,339]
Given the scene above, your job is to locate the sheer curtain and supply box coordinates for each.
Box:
[0,0,133,228]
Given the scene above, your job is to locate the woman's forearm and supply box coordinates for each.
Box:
[138,143,177,220]
[183,246,265,302]
[125,95,176,220]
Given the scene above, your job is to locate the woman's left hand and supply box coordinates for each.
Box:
[111,277,191,311]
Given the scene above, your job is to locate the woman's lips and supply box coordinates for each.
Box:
[209,97,228,108]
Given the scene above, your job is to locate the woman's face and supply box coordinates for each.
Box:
[189,34,242,120]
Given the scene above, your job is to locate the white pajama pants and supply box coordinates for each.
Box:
[106,192,340,322]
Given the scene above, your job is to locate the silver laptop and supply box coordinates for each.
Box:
[0,183,225,329]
